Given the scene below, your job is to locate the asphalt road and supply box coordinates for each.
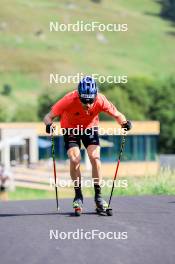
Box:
[0,196,175,264]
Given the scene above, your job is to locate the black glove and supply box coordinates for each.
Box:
[122,120,132,131]
[46,124,52,134]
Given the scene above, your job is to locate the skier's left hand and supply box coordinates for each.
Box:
[122,120,132,131]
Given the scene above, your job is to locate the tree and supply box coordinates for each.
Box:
[99,76,175,153]
[159,0,175,22]
[1,84,12,96]
[148,77,175,153]
[37,91,67,120]
[38,93,53,120]
[12,103,38,122]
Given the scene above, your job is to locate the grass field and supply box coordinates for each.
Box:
[0,0,175,118]
[6,170,175,200]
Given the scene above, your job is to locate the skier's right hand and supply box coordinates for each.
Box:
[46,124,52,134]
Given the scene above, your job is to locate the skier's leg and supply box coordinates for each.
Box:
[67,147,83,215]
[67,146,81,184]
[87,145,107,211]
[87,145,101,184]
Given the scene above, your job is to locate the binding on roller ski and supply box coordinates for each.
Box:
[73,198,83,217]
[44,76,132,216]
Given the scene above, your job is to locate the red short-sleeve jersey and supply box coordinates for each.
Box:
[51,90,120,128]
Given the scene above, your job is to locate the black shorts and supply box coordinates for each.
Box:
[63,127,100,151]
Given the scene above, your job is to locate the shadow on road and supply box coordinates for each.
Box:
[0,211,98,217]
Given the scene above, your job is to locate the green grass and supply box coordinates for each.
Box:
[7,170,175,201]
[9,188,55,200]
[0,0,175,77]
[0,0,175,110]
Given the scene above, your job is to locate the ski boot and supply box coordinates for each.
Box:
[95,196,109,215]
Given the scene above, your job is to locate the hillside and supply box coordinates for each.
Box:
[0,0,175,119]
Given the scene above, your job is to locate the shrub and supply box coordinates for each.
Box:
[12,104,38,122]
[1,84,12,96]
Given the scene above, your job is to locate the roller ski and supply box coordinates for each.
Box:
[73,198,83,217]
[95,197,113,216]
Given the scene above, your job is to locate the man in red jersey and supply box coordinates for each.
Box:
[44,76,132,215]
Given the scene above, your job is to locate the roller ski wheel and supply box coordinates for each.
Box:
[95,198,112,216]
[106,207,113,216]
[73,198,83,217]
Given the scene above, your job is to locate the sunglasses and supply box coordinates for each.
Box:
[80,98,95,105]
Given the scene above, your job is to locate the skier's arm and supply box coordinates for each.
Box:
[43,93,70,133]
[43,111,56,134]
[43,111,55,126]
[100,94,126,125]
[115,110,127,125]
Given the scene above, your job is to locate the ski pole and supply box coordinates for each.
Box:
[106,134,126,215]
[51,133,59,211]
